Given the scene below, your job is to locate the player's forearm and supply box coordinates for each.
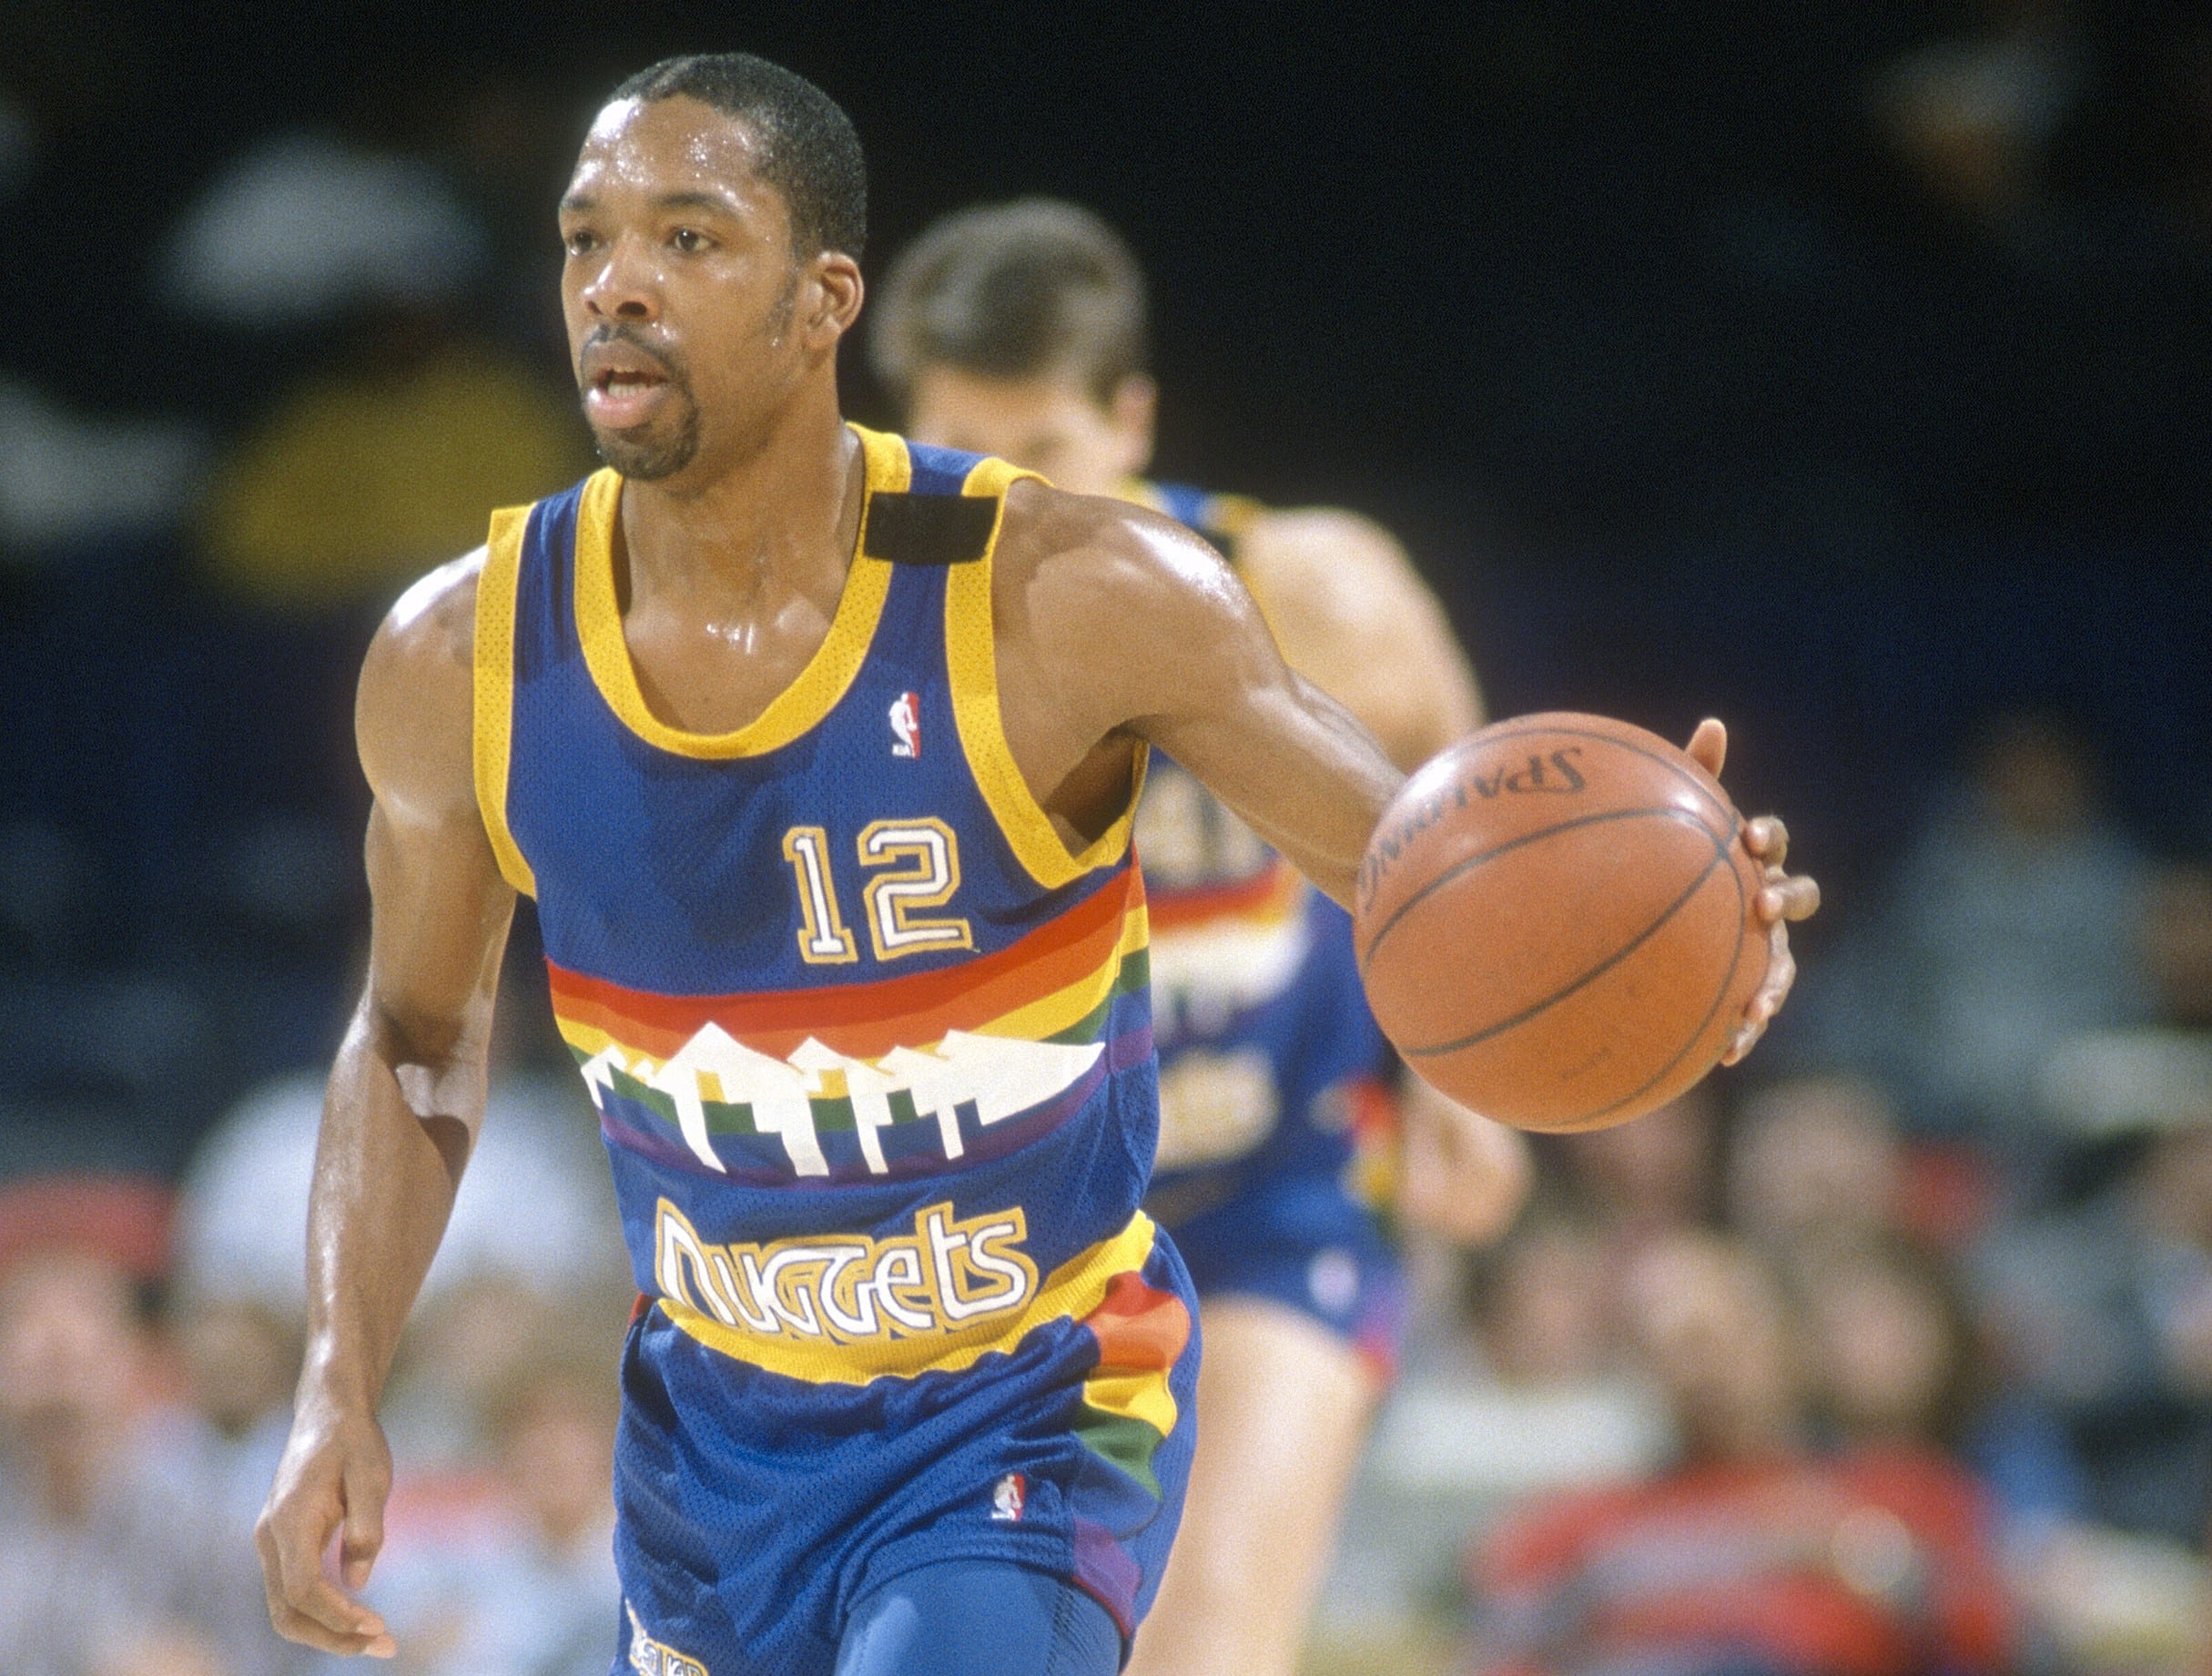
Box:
[298,1001,481,1412]
[1222,676,1403,910]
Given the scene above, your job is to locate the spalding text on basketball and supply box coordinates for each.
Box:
[1357,747,1588,905]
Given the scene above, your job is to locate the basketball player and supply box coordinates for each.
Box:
[874,199,1531,1676]
[255,54,1817,1676]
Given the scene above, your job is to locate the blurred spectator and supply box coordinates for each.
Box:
[1971,1109,2212,1547]
[0,1174,172,1282]
[2142,862,2212,1029]
[1794,1239,2085,1553]
[1468,1216,1618,1391]
[1555,1087,1721,1244]
[1867,0,2087,237]
[144,1292,300,1542]
[1872,714,2151,1171]
[160,133,487,330]
[158,111,587,606]
[378,1276,592,1474]
[1392,1216,1671,1498]
[172,1066,625,1330]
[0,380,205,564]
[197,300,585,608]
[1799,1243,1975,1451]
[344,1330,623,1676]
[1462,1232,2014,1676]
[1730,1076,1903,1267]
[0,1246,279,1676]
[2026,861,2212,1147]
[1797,1235,2212,1673]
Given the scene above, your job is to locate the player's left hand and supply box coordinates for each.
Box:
[1684,719,1821,1065]
[1396,1080,1533,1245]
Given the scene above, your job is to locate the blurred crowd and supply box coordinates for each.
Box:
[1326,716,2212,1676]
[3,4,2212,1676]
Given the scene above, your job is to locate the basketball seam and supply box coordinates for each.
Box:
[1555,853,1753,1127]
[1450,721,1732,825]
[1398,826,1730,1058]
[1359,804,1719,974]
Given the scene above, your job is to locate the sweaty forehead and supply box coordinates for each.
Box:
[569,96,773,208]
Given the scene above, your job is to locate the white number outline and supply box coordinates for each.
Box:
[781,826,858,964]
[857,818,975,960]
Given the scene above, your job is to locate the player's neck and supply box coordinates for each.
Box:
[616,381,861,611]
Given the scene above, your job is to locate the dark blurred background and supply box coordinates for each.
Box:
[4,5,2211,1674]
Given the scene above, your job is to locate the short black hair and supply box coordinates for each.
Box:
[610,53,866,259]
[870,198,1149,408]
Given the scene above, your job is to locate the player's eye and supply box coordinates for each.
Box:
[563,229,598,257]
[671,227,711,254]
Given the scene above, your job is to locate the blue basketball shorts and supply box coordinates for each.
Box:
[608,1236,1200,1676]
[1157,1168,1407,1384]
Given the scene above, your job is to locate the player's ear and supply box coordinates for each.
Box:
[1107,374,1156,473]
[803,253,864,350]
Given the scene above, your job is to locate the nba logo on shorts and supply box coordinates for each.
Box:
[990,1471,1026,1522]
[889,691,921,758]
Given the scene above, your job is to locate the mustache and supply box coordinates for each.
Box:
[576,322,689,384]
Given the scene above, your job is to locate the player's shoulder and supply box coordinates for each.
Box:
[368,548,486,686]
[358,548,484,809]
[995,477,1238,617]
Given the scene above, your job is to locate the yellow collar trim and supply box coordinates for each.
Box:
[572,424,911,760]
[472,505,538,898]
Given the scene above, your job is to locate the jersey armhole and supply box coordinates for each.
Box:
[945,457,1150,891]
[472,503,538,898]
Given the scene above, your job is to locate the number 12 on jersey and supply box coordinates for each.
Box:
[781,819,974,965]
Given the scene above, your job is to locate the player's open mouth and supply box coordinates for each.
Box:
[586,365,673,430]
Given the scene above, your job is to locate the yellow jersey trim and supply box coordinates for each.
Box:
[571,425,911,760]
[472,506,537,897]
[659,1209,1160,1385]
[947,455,1148,890]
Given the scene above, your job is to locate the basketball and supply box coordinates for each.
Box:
[1354,713,1769,1133]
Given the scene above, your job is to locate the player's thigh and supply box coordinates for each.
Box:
[1131,1295,1377,1669]
[837,1559,1120,1676]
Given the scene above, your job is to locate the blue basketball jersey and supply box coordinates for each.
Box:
[1121,481,1396,1213]
[473,427,1198,1665]
[1123,480,1406,1373]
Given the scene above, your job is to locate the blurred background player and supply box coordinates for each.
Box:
[876,198,1537,1676]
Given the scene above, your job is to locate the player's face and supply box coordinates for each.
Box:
[559,96,841,483]
[904,367,1153,497]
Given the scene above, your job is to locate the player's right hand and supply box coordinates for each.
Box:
[255,1395,399,1659]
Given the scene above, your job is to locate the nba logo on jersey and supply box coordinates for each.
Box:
[889,691,921,758]
[990,1471,1027,1522]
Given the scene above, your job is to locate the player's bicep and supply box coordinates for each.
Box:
[1069,521,1399,906]
[360,797,514,1065]
[353,555,515,1073]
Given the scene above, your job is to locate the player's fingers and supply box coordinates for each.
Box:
[1685,718,1728,779]
[1759,873,1821,923]
[267,1599,396,1660]
[1742,815,1788,867]
[1724,922,1796,1064]
[286,1570,390,1649]
[340,1454,390,1592]
[262,1499,389,1647]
